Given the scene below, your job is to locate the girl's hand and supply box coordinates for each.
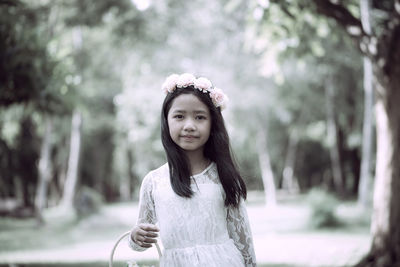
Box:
[131,223,159,248]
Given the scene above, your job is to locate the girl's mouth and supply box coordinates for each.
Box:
[181,135,198,140]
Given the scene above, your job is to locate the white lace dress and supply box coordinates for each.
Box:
[128,162,257,267]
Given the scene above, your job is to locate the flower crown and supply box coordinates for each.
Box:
[162,73,229,110]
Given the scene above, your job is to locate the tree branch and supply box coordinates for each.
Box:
[0,0,21,6]
[312,0,366,37]
[280,5,296,20]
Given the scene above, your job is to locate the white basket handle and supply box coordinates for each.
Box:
[109,231,162,267]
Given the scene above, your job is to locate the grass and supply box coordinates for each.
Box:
[0,192,371,267]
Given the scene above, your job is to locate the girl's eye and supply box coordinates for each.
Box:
[196,115,207,120]
[173,114,184,119]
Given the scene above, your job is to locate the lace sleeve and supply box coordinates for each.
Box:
[226,199,257,266]
[128,172,157,251]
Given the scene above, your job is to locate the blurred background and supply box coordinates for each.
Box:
[1,0,400,266]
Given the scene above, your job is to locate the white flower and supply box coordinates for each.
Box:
[194,77,212,93]
[210,87,228,110]
[161,74,179,94]
[176,73,196,88]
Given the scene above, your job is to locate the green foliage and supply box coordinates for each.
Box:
[62,0,132,27]
[244,0,365,195]
[307,188,341,228]
[0,0,66,112]
[0,0,369,209]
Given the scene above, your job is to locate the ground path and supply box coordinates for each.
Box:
[0,196,370,266]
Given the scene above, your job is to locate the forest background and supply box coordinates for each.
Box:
[1,0,400,266]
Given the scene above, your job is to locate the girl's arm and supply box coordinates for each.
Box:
[128,172,158,251]
[226,199,257,267]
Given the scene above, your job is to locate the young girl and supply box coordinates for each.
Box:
[129,73,257,267]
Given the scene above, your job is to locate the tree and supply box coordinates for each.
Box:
[60,111,82,209]
[247,0,366,197]
[35,115,53,223]
[255,0,400,265]
[14,115,40,209]
[256,124,277,207]
[358,0,375,209]
[311,1,400,265]
[0,0,64,110]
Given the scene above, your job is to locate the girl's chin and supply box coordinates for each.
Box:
[180,145,204,153]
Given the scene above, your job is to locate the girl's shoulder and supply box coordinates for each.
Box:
[142,163,169,185]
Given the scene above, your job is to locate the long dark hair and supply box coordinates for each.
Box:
[161,86,247,207]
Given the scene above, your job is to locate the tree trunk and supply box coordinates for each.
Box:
[60,111,82,209]
[34,116,53,224]
[119,145,133,201]
[357,73,400,266]
[256,126,277,207]
[325,79,345,195]
[14,176,23,207]
[56,139,69,204]
[281,131,299,194]
[349,148,361,195]
[357,0,374,209]
[356,27,400,266]
[358,57,374,208]
[59,27,83,210]
[355,0,400,264]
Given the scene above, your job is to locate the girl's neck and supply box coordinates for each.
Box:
[185,150,210,176]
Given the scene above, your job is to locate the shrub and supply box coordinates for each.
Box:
[74,186,103,218]
[307,188,341,228]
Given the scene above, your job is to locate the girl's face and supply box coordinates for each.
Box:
[167,94,211,154]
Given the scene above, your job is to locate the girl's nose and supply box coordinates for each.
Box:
[183,119,196,131]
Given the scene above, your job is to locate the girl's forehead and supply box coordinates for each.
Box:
[169,94,210,112]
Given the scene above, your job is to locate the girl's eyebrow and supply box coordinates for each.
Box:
[170,109,186,113]
[170,109,208,114]
[193,110,208,114]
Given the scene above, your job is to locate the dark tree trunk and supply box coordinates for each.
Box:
[325,78,345,195]
[34,116,53,224]
[356,38,400,267]
[349,148,361,195]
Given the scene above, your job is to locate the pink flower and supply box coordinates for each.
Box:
[210,87,228,110]
[176,73,196,88]
[194,77,212,93]
[162,74,179,94]
[161,73,228,110]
